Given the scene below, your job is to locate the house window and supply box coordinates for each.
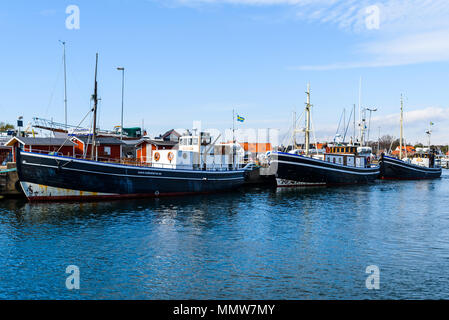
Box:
[104,146,111,156]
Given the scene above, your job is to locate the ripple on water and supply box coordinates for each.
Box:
[1,172,449,299]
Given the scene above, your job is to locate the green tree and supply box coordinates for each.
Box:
[0,122,14,131]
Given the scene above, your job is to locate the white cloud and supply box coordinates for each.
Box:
[172,0,449,32]
[280,106,449,144]
[292,29,449,70]
[355,107,449,144]
[171,0,449,69]
[371,107,449,127]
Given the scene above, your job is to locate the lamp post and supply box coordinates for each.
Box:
[366,107,377,142]
[117,67,125,140]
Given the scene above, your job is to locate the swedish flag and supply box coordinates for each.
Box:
[237,115,245,123]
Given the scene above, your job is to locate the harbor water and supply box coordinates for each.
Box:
[1,171,449,299]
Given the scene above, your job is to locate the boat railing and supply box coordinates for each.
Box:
[22,149,243,171]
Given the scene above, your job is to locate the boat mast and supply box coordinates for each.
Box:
[359,77,362,145]
[232,108,235,169]
[60,40,68,131]
[91,53,99,161]
[353,104,356,145]
[305,83,311,156]
[292,110,296,150]
[400,94,403,160]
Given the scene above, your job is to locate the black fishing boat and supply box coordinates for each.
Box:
[271,146,380,186]
[16,148,245,201]
[379,153,441,180]
[270,84,380,187]
[16,53,245,201]
[379,96,442,180]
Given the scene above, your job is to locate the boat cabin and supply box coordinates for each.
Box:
[324,145,372,168]
[136,139,178,163]
[410,147,438,168]
[152,132,242,170]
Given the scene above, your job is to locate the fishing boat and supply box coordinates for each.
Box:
[380,151,442,180]
[271,145,379,186]
[270,84,380,187]
[379,96,442,180]
[16,54,245,201]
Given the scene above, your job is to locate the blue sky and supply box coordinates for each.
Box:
[1,0,449,144]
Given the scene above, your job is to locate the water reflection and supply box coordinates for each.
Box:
[0,172,449,299]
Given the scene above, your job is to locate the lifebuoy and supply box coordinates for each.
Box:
[168,152,174,162]
[154,152,160,161]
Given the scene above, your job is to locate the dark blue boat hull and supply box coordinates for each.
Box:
[379,155,442,180]
[270,152,380,185]
[16,149,245,201]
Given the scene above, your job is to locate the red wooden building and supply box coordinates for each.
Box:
[71,136,124,161]
[6,137,76,162]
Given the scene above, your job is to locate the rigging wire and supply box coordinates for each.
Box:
[343,107,353,142]
[335,109,344,141]
[280,109,305,151]
[43,60,63,119]
[56,104,94,154]
[309,109,320,155]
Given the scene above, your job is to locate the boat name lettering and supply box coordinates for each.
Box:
[137,171,162,176]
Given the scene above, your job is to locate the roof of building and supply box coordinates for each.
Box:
[5,137,76,147]
[160,129,181,139]
[136,139,178,147]
[72,136,125,145]
[120,138,144,146]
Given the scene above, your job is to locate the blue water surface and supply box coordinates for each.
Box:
[1,171,449,299]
